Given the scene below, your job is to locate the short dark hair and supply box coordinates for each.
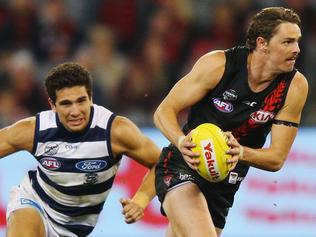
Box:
[246,7,301,51]
[45,62,92,103]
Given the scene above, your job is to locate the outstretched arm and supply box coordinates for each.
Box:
[0,117,35,158]
[234,72,308,171]
[111,116,160,223]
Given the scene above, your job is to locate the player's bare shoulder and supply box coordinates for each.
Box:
[287,71,308,106]
[200,50,226,64]
[190,50,226,89]
[280,71,308,119]
[110,116,144,155]
[291,70,308,92]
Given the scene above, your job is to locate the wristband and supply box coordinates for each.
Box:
[239,145,244,159]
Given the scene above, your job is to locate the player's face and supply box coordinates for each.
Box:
[266,22,301,72]
[50,86,93,133]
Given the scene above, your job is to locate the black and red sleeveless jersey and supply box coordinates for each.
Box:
[182,46,296,196]
[184,46,296,148]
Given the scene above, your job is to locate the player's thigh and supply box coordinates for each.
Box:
[165,223,174,237]
[6,208,45,237]
[216,227,223,237]
[166,222,222,237]
[163,182,217,237]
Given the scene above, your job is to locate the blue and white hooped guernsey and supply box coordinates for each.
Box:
[30,104,120,236]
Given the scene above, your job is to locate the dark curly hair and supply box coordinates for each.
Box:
[246,7,301,51]
[45,62,92,103]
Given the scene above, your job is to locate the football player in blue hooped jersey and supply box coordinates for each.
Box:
[0,62,161,237]
[153,7,308,237]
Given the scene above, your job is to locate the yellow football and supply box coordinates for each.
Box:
[190,123,232,182]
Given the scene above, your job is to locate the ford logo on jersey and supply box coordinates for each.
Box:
[212,98,234,113]
[75,160,107,172]
[40,157,61,170]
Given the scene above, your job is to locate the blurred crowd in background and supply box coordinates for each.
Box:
[0,0,315,127]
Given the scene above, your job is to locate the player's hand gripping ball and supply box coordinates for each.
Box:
[190,123,232,182]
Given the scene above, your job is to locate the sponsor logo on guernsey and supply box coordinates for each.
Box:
[64,143,78,150]
[40,157,61,170]
[44,142,59,155]
[213,98,234,113]
[222,89,238,101]
[75,160,107,172]
[250,110,275,123]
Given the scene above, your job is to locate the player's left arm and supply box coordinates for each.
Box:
[111,116,160,223]
[236,72,308,171]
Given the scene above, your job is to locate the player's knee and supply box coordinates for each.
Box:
[7,208,45,237]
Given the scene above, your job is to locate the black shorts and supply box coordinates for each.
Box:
[155,144,241,229]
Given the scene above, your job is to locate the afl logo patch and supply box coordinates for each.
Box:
[75,160,107,172]
[250,110,275,123]
[213,98,233,113]
[44,143,59,155]
[40,157,61,170]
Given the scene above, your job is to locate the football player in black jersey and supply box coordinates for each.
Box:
[154,7,308,237]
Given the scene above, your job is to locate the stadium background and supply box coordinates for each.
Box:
[0,0,315,236]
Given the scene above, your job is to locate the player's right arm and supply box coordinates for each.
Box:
[153,50,230,169]
[0,117,35,158]
[234,72,308,171]
[111,116,160,223]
